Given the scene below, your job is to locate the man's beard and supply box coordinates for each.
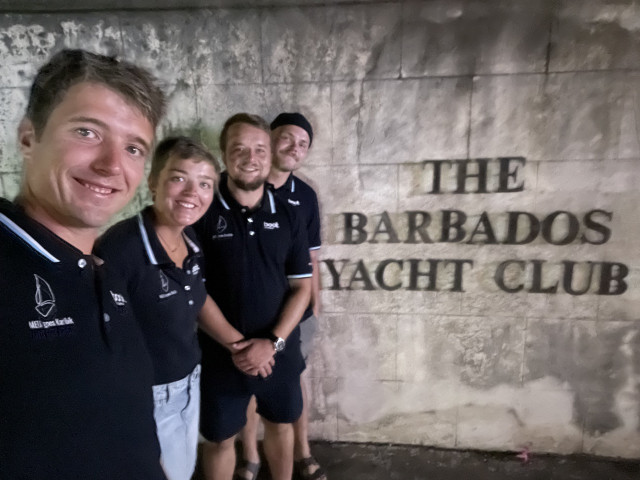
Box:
[229,174,266,192]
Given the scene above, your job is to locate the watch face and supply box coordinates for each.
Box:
[274,337,285,352]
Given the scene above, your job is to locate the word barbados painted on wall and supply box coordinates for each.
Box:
[322,157,629,295]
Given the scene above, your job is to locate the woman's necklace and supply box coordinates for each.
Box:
[156,230,182,253]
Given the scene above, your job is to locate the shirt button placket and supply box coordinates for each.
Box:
[248,216,255,236]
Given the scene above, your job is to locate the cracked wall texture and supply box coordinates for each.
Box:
[0,0,639,459]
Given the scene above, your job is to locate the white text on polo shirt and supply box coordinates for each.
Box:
[263,221,280,230]
[159,290,178,299]
[211,233,233,239]
[288,199,300,206]
[29,317,74,329]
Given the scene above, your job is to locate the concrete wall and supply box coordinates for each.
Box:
[1,0,639,459]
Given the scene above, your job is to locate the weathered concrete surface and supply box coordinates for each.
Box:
[402,0,553,76]
[551,0,640,71]
[262,4,402,82]
[0,0,389,12]
[0,0,639,461]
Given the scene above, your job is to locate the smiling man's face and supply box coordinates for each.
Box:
[19,81,154,234]
[222,122,271,192]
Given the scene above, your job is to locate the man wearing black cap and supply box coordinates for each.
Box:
[237,112,326,480]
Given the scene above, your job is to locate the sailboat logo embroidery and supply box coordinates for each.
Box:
[160,271,169,293]
[216,215,227,234]
[34,274,56,318]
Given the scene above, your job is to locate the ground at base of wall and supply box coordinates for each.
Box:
[193,441,640,480]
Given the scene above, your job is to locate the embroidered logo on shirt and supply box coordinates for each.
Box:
[288,199,301,206]
[110,290,127,306]
[216,215,228,233]
[191,263,200,276]
[211,215,233,239]
[34,274,55,318]
[158,270,177,299]
[30,274,75,339]
[159,271,169,293]
[263,221,280,230]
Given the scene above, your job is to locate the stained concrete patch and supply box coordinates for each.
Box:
[551,0,640,71]
[192,8,262,86]
[0,87,26,172]
[322,313,397,382]
[194,83,267,131]
[356,77,471,164]
[304,376,339,442]
[0,13,121,88]
[470,72,640,161]
[338,408,458,447]
[397,314,525,389]
[524,319,640,436]
[261,4,401,82]
[402,0,553,76]
[305,164,398,216]
[159,82,199,136]
[0,171,20,200]
[120,11,200,86]
[320,289,462,316]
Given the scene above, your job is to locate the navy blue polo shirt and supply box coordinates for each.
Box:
[95,206,206,385]
[268,173,321,321]
[0,199,165,479]
[193,172,312,376]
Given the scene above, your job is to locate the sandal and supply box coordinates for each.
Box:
[294,456,327,480]
[233,459,261,480]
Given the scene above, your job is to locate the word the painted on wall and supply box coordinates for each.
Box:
[322,259,628,295]
[419,157,526,194]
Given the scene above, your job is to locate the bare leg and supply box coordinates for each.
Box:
[292,374,325,478]
[236,396,261,478]
[293,374,311,460]
[202,435,236,480]
[262,418,294,480]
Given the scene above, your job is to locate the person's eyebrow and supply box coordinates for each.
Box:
[168,168,215,181]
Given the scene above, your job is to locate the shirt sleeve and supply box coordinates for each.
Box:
[306,189,321,250]
[286,207,312,279]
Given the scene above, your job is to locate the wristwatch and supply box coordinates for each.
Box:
[267,332,286,352]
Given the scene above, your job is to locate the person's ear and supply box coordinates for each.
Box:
[18,118,37,164]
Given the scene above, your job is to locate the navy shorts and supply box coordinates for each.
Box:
[199,362,303,442]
